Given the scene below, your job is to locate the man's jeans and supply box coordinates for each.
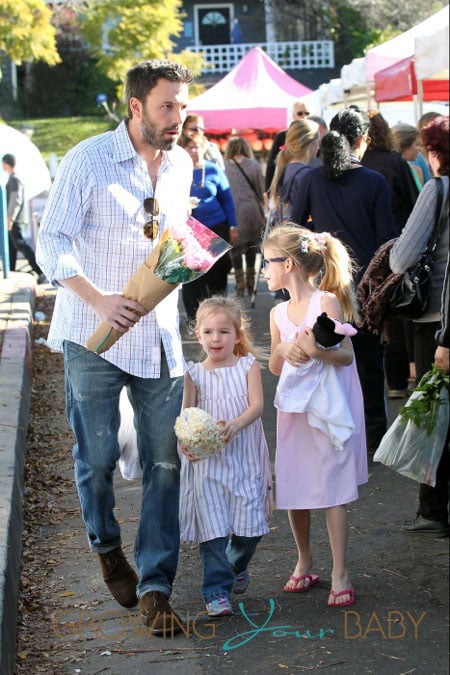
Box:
[64,341,183,598]
[199,534,262,603]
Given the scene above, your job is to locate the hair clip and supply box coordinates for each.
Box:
[300,235,309,254]
[314,232,328,253]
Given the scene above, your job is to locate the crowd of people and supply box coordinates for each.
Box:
[26,58,448,635]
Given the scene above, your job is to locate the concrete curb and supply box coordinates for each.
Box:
[0,273,35,675]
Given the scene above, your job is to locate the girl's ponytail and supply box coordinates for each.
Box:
[319,234,359,323]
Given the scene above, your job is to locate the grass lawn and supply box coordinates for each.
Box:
[7,116,118,158]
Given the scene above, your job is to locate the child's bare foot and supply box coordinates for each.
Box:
[283,557,320,592]
[327,571,354,607]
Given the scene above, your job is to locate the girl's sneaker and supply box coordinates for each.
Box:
[205,597,233,616]
[232,570,249,594]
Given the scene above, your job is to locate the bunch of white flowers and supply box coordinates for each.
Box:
[174,407,224,460]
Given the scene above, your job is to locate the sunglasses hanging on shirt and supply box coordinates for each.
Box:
[143,197,159,240]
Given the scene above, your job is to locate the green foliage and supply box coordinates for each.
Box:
[79,0,202,84]
[328,2,381,67]
[399,365,450,435]
[19,54,118,118]
[8,117,117,157]
[0,0,60,66]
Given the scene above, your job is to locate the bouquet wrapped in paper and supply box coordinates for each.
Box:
[174,407,225,460]
[86,217,232,354]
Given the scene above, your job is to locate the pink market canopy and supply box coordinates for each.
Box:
[188,47,312,134]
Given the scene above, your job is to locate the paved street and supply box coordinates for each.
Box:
[12,272,449,674]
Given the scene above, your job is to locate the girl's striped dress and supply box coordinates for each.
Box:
[179,354,272,543]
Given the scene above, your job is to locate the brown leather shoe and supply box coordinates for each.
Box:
[98,546,138,608]
[139,591,183,637]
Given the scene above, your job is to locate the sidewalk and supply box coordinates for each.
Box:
[0,267,36,675]
[1,270,449,674]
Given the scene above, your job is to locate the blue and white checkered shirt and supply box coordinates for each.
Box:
[37,120,193,378]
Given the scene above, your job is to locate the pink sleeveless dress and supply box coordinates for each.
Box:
[274,290,368,509]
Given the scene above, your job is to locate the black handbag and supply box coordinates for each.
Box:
[389,178,445,320]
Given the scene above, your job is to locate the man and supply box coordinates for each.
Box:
[264,100,310,193]
[2,153,46,282]
[37,60,194,636]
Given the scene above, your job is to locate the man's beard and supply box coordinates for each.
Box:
[140,108,176,150]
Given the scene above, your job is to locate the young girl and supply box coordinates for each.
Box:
[264,224,368,607]
[179,296,272,617]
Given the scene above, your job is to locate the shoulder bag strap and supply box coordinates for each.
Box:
[425,177,445,254]
[232,159,265,218]
[231,159,261,199]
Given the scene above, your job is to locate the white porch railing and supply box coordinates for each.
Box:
[186,41,334,73]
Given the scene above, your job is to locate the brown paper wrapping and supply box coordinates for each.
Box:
[86,245,178,355]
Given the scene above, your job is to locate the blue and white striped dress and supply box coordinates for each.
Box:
[179,354,272,543]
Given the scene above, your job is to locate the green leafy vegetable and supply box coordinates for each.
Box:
[399,365,449,435]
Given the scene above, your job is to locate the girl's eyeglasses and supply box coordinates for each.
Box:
[143,197,159,240]
[261,257,287,268]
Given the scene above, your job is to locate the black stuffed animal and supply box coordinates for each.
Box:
[312,312,357,349]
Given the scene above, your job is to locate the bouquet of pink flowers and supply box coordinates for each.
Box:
[86,217,231,354]
[155,216,230,284]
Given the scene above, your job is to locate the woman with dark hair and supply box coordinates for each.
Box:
[390,115,449,537]
[224,137,266,296]
[290,107,397,454]
[178,132,238,322]
[181,114,225,169]
[362,110,419,399]
[362,111,419,232]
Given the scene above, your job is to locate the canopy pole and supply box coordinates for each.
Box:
[417,80,424,119]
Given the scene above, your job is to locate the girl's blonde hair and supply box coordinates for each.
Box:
[264,223,359,323]
[270,119,319,205]
[195,296,254,357]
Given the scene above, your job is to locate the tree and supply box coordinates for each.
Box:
[80,0,203,84]
[269,0,447,68]
[0,0,60,67]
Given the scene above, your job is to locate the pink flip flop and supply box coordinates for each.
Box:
[283,573,320,593]
[327,588,355,607]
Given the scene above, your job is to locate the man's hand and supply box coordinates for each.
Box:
[92,293,147,332]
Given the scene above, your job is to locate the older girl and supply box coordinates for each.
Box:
[264,224,368,607]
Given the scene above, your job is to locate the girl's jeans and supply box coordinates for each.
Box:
[199,534,262,603]
[63,341,183,599]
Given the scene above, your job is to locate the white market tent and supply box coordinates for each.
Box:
[365,6,449,82]
[0,124,51,200]
[0,123,51,254]
[323,6,449,122]
[414,22,449,94]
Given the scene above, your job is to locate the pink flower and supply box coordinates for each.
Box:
[154,217,231,284]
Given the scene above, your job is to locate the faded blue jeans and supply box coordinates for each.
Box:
[199,534,262,603]
[63,341,183,598]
